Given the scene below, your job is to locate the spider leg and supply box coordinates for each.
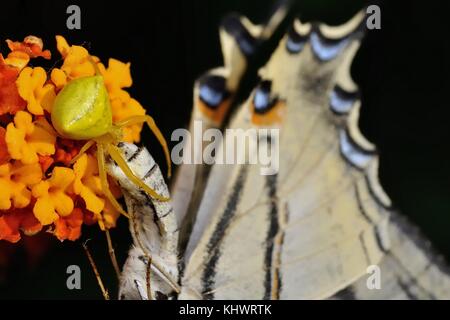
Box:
[106,144,170,202]
[97,143,130,219]
[83,241,110,300]
[145,255,152,300]
[105,229,121,280]
[69,140,96,165]
[115,115,172,178]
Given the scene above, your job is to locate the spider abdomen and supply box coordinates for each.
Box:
[51,75,113,140]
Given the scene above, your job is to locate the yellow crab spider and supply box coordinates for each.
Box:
[51,72,172,219]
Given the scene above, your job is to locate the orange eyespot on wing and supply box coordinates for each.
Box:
[197,75,232,125]
[250,80,285,126]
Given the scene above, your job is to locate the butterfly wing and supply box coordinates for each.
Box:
[112,6,291,300]
[171,13,258,246]
[332,211,450,299]
[115,8,450,300]
[179,11,393,299]
[172,7,289,250]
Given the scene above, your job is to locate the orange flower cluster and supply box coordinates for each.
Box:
[0,35,146,243]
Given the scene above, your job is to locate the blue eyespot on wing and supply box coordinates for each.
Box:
[310,30,350,62]
[199,75,229,109]
[329,85,359,115]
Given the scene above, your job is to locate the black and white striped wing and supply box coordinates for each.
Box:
[172,13,260,244]
[179,11,393,299]
[172,9,288,246]
[332,211,450,300]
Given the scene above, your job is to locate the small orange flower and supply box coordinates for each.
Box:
[32,166,75,225]
[83,211,97,226]
[5,111,56,164]
[55,35,98,79]
[0,161,42,210]
[72,154,121,230]
[50,68,67,90]
[99,58,132,99]
[0,208,42,243]
[0,212,22,243]
[0,55,26,116]
[3,51,30,71]
[16,67,56,115]
[38,155,54,173]
[73,154,105,217]
[6,36,51,60]
[55,35,70,58]
[102,197,121,229]
[98,57,146,142]
[54,139,80,166]
[111,96,146,143]
[54,208,83,241]
[0,127,10,164]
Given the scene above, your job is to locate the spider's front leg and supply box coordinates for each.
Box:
[106,144,169,201]
[114,115,172,178]
[96,143,130,219]
[69,139,96,165]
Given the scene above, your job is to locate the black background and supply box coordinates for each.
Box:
[0,0,449,299]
